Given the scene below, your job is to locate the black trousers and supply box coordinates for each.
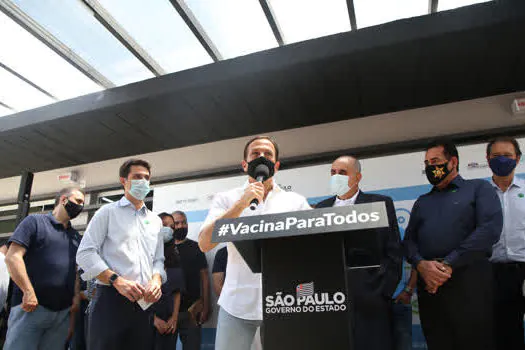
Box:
[88,286,153,350]
[352,294,394,350]
[417,259,494,350]
[493,262,525,350]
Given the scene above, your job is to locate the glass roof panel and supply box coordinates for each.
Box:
[438,0,492,11]
[98,0,213,73]
[11,0,154,86]
[184,0,278,59]
[0,104,15,118]
[0,66,55,111]
[269,0,351,44]
[354,0,428,29]
[0,11,101,100]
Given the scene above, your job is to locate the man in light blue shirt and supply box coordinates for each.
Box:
[487,137,525,350]
[77,159,166,350]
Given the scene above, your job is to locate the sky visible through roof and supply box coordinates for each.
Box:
[0,0,492,118]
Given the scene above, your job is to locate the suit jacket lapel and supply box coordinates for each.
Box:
[354,190,366,204]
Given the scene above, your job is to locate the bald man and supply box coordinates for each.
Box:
[316,156,402,350]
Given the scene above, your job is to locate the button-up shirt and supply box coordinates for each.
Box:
[490,176,525,263]
[77,196,166,285]
[202,181,311,320]
[403,175,503,268]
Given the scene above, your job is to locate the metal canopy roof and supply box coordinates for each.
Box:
[0,0,524,179]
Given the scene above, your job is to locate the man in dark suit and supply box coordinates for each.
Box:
[316,155,402,350]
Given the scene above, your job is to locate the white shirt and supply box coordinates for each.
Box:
[202,182,311,320]
[333,190,360,207]
[0,253,9,311]
[77,196,166,285]
[490,177,525,263]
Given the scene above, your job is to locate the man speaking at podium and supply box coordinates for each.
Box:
[316,155,402,350]
[198,136,311,350]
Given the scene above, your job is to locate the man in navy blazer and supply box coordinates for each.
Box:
[316,156,402,350]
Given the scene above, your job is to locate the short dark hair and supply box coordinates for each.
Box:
[243,136,280,161]
[54,187,85,207]
[119,159,151,179]
[486,137,522,157]
[425,140,460,170]
[158,212,174,222]
[171,211,187,220]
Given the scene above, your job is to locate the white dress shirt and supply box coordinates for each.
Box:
[0,253,9,311]
[77,196,166,285]
[202,181,312,321]
[490,177,525,263]
[333,190,360,207]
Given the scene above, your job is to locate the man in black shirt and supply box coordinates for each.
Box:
[212,247,228,297]
[403,141,503,350]
[172,210,210,350]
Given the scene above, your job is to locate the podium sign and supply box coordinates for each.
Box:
[211,203,389,350]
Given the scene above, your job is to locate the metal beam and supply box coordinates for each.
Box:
[0,61,57,100]
[0,100,15,111]
[0,0,115,88]
[168,0,222,62]
[80,0,166,77]
[346,0,358,30]
[429,0,439,13]
[259,0,284,46]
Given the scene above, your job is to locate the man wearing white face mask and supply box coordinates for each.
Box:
[316,156,402,350]
[77,159,166,350]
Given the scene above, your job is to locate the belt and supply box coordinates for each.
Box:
[493,261,525,269]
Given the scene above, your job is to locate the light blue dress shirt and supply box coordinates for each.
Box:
[76,196,166,285]
[490,176,525,263]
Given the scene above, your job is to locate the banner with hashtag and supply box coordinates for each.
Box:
[211,202,388,243]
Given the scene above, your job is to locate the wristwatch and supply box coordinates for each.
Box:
[109,273,119,287]
[403,286,414,295]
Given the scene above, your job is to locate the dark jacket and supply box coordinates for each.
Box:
[316,191,402,299]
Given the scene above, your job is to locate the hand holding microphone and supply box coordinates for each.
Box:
[244,156,275,210]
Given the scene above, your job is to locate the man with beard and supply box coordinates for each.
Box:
[171,210,209,350]
[198,136,312,350]
[4,187,84,349]
[403,140,503,350]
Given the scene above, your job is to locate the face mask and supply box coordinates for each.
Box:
[247,157,275,181]
[64,200,83,220]
[330,174,354,197]
[489,156,517,177]
[173,227,188,241]
[425,162,451,185]
[160,226,174,243]
[129,179,150,201]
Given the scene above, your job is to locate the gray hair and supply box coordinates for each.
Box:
[336,156,361,173]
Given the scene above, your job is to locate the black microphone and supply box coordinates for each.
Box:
[249,164,270,210]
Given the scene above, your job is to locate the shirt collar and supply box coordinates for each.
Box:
[118,196,147,214]
[491,175,523,190]
[47,212,71,229]
[242,178,282,194]
[336,189,360,204]
[431,174,464,192]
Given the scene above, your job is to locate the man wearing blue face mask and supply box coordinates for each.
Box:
[487,137,525,350]
[76,159,166,350]
[315,155,402,350]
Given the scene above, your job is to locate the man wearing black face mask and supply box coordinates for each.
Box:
[171,210,209,350]
[486,137,525,350]
[402,141,502,350]
[4,187,84,349]
[198,136,311,350]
